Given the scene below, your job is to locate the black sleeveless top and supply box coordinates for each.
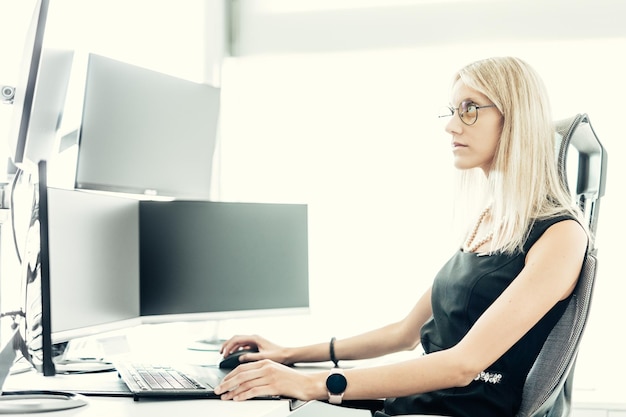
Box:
[383,215,580,417]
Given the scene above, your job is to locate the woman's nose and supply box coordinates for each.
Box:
[445,114,462,135]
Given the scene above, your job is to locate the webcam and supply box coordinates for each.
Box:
[1,85,16,104]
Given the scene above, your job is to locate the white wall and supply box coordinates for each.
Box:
[0,0,212,81]
[231,0,626,55]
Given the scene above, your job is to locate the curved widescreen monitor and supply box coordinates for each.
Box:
[74,54,220,199]
[138,200,310,322]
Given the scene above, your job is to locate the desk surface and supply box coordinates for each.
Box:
[1,322,317,417]
[3,367,298,417]
[0,395,292,417]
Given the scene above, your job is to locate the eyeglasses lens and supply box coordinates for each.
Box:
[459,101,478,125]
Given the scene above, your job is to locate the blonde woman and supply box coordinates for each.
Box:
[214,57,589,417]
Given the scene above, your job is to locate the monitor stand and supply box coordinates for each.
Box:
[53,358,116,374]
[51,336,123,373]
[0,391,88,413]
[186,321,226,352]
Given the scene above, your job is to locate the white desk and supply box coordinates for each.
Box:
[2,362,379,417]
[1,320,310,417]
[0,395,292,417]
[1,369,368,417]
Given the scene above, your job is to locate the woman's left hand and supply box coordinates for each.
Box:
[214,359,321,401]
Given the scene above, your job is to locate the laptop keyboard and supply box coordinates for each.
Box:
[117,363,211,391]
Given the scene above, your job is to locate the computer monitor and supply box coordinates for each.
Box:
[14,160,55,376]
[47,188,141,346]
[12,187,308,358]
[138,200,310,344]
[45,192,309,351]
[7,0,73,170]
[74,54,220,199]
[7,166,141,374]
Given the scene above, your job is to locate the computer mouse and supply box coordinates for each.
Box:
[219,348,258,369]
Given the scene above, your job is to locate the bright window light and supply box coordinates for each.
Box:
[261,0,483,13]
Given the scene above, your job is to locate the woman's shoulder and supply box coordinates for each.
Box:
[534,212,579,229]
[523,213,584,253]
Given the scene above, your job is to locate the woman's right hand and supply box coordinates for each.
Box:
[220,335,292,365]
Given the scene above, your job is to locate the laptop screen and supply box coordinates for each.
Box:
[0,327,20,394]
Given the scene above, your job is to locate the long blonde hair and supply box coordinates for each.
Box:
[453,57,587,254]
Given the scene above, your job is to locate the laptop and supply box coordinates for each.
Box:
[0,320,88,412]
[0,328,20,394]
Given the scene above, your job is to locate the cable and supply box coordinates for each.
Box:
[9,169,22,265]
[0,311,25,329]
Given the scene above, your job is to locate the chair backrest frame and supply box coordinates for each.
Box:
[516,114,607,417]
[555,113,607,251]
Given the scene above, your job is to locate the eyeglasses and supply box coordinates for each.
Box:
[438,100,497,126]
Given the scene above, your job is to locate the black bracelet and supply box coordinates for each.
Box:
[330,337,339,368]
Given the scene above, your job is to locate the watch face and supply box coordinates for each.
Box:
[326,373,347,394]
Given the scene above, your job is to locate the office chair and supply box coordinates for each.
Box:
[397,114,607,417]
[516,113,607,417]
[393,114,608,417]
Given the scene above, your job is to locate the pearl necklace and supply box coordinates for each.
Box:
[464,206,494,253]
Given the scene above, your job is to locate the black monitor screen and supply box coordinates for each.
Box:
[138,201,309,320]
[74,54,220,199]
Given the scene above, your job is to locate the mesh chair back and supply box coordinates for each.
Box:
[516,114,607,417]
[517,253,597,417]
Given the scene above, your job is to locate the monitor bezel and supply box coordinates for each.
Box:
[8,0,49,167]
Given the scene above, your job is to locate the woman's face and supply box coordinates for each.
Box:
[445,79,503,175]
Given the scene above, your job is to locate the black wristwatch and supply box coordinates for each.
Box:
[326,368,347,404]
